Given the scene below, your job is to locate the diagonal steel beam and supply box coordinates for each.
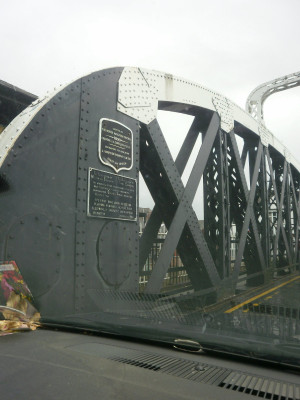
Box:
[285,168,292,252]
[139,125,211,290]
[229,133,249,199]
[232,141,264,280]
[139,206,163,274]
[222,133,231,278]
[288,163,298,218]
[229,133,266,273]
[139,117,202,272]
[273,161,292,264]
[261,147,270,268]
[289,166,300,263]
[241,142,249,168]
[175,117,202,176]
[203,130,231,279]
[266,151,292,264]
[145,113,221,293]
[295,183,300,264]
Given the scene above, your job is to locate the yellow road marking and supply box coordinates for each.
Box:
[225,275,300,314]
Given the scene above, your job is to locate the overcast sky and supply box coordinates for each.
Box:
[2,0,299,138]
[2,0,300,212]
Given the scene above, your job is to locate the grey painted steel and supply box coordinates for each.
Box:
[232,142,264,281]
[241,142,249,168]
[0,68,140,319]
[203,129,231,280]
[139,116,202,273]
[139,113,221,294]
[228,132,266,279]
[144,113,221,294]
[0,66,299,319]
[117,67,300,172]
[266,150,295,270]
[246,70,300,123]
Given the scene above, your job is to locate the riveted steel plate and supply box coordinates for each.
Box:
[97,221,133,286]
[0,65,299,322]
[5,214,62,297]
[258,124,272,147]
[212,94,234,133]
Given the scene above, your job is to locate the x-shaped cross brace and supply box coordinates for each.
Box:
[229,133,267,281]
[266,150,292,265]
[139,116,204,272]
[287,163,300,262]
[141,112,221,294]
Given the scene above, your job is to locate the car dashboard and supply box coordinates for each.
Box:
[1,328,300,400]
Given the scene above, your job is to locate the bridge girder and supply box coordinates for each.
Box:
[0,67,299,319]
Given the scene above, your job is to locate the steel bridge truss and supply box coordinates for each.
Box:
[138,104,300,299]
[0,67,299,312]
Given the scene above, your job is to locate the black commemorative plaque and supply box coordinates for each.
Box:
[99,118,133,173]
[88,168,137,220]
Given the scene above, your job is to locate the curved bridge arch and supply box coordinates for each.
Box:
[246,70,300,123]
[0,67,299,320]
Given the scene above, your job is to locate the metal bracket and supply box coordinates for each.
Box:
[117,67,159,125]
[258,123,272,147]
[212,94,234,133]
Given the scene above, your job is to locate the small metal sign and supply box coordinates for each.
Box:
[87,168,137,221]
[99,118,133,173]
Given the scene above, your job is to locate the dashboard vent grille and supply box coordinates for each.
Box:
[109,352,300,399]
[109,354,228,386]
[218,371,300,400]
[112,357,161,371]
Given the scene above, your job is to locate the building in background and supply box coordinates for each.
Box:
[0,80,37,133]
